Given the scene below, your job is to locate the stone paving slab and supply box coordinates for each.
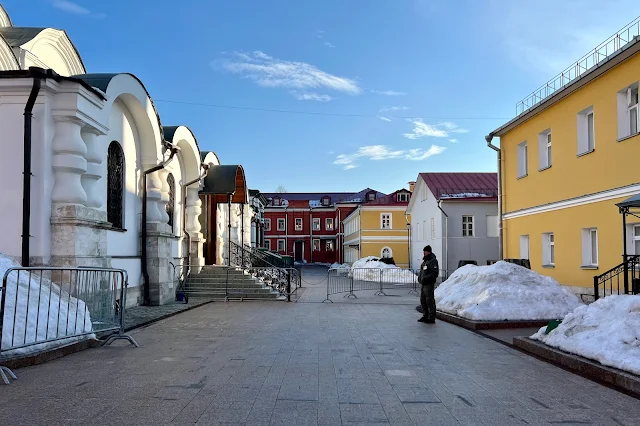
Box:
[2,299,640,425]
[124,297,215,330]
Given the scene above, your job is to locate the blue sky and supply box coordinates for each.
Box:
[4,0,638,194]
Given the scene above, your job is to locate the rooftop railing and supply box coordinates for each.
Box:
[515,16,640,116]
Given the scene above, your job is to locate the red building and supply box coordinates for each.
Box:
[262,189,385,264]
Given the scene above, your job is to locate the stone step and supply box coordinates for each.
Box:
[184,290,281,299]
[184,285,273,293]
[184,282,271,289]
[186,277,259,284]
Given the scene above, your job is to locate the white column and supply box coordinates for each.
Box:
[185,187,202,235]
[145,169,163,223]
[157,169,170,225]
[81,128,103,209]
[51,117,87,205]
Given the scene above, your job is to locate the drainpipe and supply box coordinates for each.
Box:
[486,134,503,260]
[142,144,179,305]
[437,200,449,276]
[181,163,210,271]
[285,206,288,256]
[240,203,245,264]
[310,208,313,263]
[21,68,46,267]
[227,194,232,265]
[337,208,341,263]
[404,212,411,269]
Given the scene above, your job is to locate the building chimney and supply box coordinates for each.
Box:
[408,181,416,193]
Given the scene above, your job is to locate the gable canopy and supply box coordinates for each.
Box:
[616,193,640,211]
[200,165,247,203]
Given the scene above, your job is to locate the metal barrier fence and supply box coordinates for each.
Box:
[324,267,452,302]
[1,266,138,385]
[247,267,302,302]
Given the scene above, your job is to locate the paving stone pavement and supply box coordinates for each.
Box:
[1,267,639,425]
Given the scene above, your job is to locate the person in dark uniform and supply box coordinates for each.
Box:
[417,245,439,323]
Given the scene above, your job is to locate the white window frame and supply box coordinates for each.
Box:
[519,235,530,259]
[397,192,409,202]
[632,225,640,255]
[277,218,285,231]
[517,141,528,178]
[381,213,392,229]
[312,218,321,231]
[422,220,426,240]
[295,217,303,231]
[326,240,335,251]
[430,217,435,239]
[265,239,271,250]
[577,106,595,156]
[381,246,393,258]
[312,239,320,251]
[367,192,376,201]
[421,185,427,202]
[277,239,286,252]
[542,232,555,266]
[462,215,474,237]
[265,218,271,231]
[486,215,499,238]
[617,83,639,139]
[322,197,331,206]
[538,129,552,170]
[325,218,334,231]
[581,228,598,267]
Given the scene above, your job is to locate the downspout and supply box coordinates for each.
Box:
[21,68,46,267]
[181,163,210,270]
[357,206,362,259]
[285,206,288,256]
[437,200,449,276]
[404,212,411,269]
[337,208,341,263]
[486,134,503,260]
[310,208,313,263]
[227,194,232,265]
[142,144,179,305]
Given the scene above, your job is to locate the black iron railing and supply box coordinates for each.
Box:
[594,255,640,300]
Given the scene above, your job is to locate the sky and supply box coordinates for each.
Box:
[3,0,638,194]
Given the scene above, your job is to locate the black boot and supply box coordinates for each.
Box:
[417,317,429,323]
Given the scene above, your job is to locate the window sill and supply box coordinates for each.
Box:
[517,174,528,180]
[109,227,128,233]
[581,265,599,270]
[617,132,640,143]
[577,149,595,158]
[542,264,555,269]
[538,165,551,172]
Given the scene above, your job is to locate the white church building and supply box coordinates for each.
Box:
[0,5,253,306]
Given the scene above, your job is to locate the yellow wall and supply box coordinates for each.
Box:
[505,197,631,289]
[360,209,408,235]
[360,242,410,267]
[499,51,640,289]
[500,52,640,213]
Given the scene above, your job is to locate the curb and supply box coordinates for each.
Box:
[435,311,553,330]
[514,337,640,398]
[0,339,100,370]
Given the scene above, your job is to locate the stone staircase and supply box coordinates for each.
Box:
[183,266,284,300]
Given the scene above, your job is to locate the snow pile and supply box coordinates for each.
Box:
[350,257,417,284]
[531,295,640,375]
[435,261,582,321]
[329,263,350,275]
[1,253,94,356]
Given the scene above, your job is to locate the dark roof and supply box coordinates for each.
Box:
[74,73,164,139]
[0,68,105,100]
[200,165,247,203]
[262,188,385,203]
[364,189,410,206]
[0,27,45,46]
[617,193,640,209]
[419,172,498,201]
[248,189,260,196]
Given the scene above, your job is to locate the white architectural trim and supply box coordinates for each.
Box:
[362,205,408,211]
[343,238,360,245]
[362,236,409,242]
[202,151,221,166]
[167,126,202,183]
[0,5,12,27]
[20,28,86,76]
[0,37,18,70]
[503,183,640,220]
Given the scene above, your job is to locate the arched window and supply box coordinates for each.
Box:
[106,141,124,229]
[166,173,175,231]
[381,247,393,258]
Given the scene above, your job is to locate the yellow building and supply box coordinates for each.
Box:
[342,189,412,267]
[486,22,640,297]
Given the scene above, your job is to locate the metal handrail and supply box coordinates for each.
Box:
[593,255,640,300]
[516,16,640,116]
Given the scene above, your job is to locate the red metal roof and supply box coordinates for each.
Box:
[419,172,498,201]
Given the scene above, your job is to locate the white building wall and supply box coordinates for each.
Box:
[408,180,442,271]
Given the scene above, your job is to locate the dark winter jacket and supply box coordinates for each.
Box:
[418,253,439,286]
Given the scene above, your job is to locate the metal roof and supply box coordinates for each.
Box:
[262,188,385,203]
[0,27,45,46]
[162,125,200,152]
[0,68,106,100]
[419,172,498,201]
[200,165,247,203]
[364,189,410,206]
[617,193,640,209]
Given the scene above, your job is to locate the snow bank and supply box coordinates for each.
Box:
[329,263,350,275]
[350,257,417,285]
[531,295,640,375]
[1,253,94,356]
[435,261,582,321]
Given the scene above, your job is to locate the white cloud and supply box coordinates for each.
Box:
[449,139,458,143]
[372,90,406,96]
[316,30,325,39]
[403,119,468,140]
[292,91,332,102]
[379,105,409,113]
[378,116,392,122]
[51,0,105,17]
[334,144,446,170]
[217,51,361,96]
[324,42,336,48]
